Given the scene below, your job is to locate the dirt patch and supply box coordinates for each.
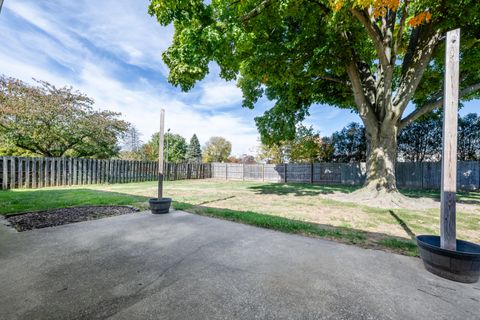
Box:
[6,206,139,232]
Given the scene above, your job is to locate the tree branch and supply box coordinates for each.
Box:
[393,28,442,114]
[351,8,389,68]
[313,75,349,85]
[399,82,480,129]
[241,0,274,22]
[393,0,410,57]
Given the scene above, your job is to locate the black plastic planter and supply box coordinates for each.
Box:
[416,235,480,283]
[149,198,172,214]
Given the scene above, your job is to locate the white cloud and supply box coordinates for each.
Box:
[0,0,261,156]
[198,80,243,107]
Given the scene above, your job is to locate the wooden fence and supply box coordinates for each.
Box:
[212,161,480,191]
[2,157,479,191]
[0,156,211,190]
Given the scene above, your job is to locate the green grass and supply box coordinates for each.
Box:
[1,179,478,257]
[0,187,149,216]
[377,238,419,256]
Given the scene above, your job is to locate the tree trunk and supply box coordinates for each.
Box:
[363,123,398,192]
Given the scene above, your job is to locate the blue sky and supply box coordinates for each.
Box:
[0,0,477,155]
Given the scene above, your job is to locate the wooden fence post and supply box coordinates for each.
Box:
[440,29,460,251]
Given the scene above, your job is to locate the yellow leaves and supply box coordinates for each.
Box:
[330,0,345,11]
[330,0,400,16]
[407,11,432,28]
[372,0,400,17]
[329,0,431,29]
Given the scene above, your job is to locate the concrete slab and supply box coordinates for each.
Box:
[0,211,478,320]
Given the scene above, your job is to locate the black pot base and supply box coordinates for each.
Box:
[416,235,480,283]
[149,198,172,214]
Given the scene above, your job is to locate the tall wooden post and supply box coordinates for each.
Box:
[158,109,165,199]
[440,29,460,251]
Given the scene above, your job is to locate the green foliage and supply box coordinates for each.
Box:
[0,76,129,158]
[255,142,287,164]
[186,134,202,163]
[331,123,367,162]
[256,125,334,163]
[398,113,480,161]
[458,113,480,161]
[202,136,231,162]
[143,132,188,163]
[398,115,442,162]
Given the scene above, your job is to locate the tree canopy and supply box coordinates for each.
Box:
[149,0,480,194]
[0,76,129,158]
[142,132,188,163]
[202,136,232,162]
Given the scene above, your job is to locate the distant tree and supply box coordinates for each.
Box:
[289,125,322,163]
[143,132,187,163]
[256,125,330,163]
[227,154,256,164]
[318,137,335,162]
[458,113,480,161]
[122,126,143,152]
[331,123,367,162]
[226,155,241,163]
[241,154,256,164]
[203,136,231,163]
[398,116,441,162]
[186,134,202,163]
[0,76,129,158]
[120,126,145,160]
[255,142,287,164]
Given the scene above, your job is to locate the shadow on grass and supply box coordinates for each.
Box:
[173,201,419,257]
[248,183,359,196]
[400,188,480,205]
[0,188,150,216]
[389,210,416,240]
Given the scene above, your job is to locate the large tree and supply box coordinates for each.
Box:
[0,76,129,158]
[149,0,480,199]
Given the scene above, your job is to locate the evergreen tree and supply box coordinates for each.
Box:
[186,134,202,163]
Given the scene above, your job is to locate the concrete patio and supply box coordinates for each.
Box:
[0,211,478,320]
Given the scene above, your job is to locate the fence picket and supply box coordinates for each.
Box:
[2,157,8,189]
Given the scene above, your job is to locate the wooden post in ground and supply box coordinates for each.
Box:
[158,109,165,199]
[441,29,460,251]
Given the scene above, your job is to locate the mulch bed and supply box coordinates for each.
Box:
[6,206,139,232]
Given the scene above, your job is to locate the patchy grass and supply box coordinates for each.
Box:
[175,201,366,244]
[1,179,478,257]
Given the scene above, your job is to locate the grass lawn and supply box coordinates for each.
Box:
[1,179,479,257]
